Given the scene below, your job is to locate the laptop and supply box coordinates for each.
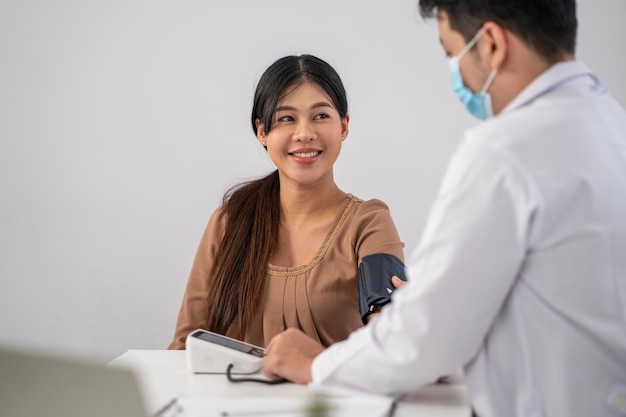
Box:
[0,345,149,417]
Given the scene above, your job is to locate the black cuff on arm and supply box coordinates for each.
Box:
[358,253,407,324]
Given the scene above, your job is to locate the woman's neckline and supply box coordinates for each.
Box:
[267,194,357,276]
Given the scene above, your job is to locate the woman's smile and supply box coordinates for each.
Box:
[289,148,322,164]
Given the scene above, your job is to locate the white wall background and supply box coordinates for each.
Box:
[1,0,625,362]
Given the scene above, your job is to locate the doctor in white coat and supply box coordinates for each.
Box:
[262,1,626,416]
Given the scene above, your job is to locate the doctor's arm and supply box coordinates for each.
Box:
[308,141,536,395]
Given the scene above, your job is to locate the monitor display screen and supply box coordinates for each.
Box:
[191,331,265,358]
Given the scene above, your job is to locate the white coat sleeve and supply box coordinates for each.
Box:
[310,136,540,395]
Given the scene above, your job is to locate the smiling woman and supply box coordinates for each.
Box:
[168,55,407,350]
[259,81,347,189]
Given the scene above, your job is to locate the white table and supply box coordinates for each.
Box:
[109,350,471,417]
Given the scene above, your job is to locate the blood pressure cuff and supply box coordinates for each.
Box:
[358,253,407,324]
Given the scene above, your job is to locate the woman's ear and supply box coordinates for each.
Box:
[341,114,350,141]
[255,119,267,147]
[481,21,508,71]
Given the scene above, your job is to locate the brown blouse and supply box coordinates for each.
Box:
[168,194,405,349]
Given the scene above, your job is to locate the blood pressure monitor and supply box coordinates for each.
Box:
[186,329,265,374]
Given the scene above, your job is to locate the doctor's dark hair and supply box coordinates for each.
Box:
[418,0,577,63]
[204,55,348,340]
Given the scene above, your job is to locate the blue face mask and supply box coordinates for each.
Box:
[448,28,498,120]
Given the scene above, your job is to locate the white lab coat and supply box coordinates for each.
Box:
[311,61,626,417]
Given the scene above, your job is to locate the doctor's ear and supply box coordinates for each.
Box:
[481,21,508,71]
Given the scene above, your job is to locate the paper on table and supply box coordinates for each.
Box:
[158,395,394,417]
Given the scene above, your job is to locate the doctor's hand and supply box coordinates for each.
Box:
[391,275,407,289]
[367,275,408,323]
[262,328,324,385]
